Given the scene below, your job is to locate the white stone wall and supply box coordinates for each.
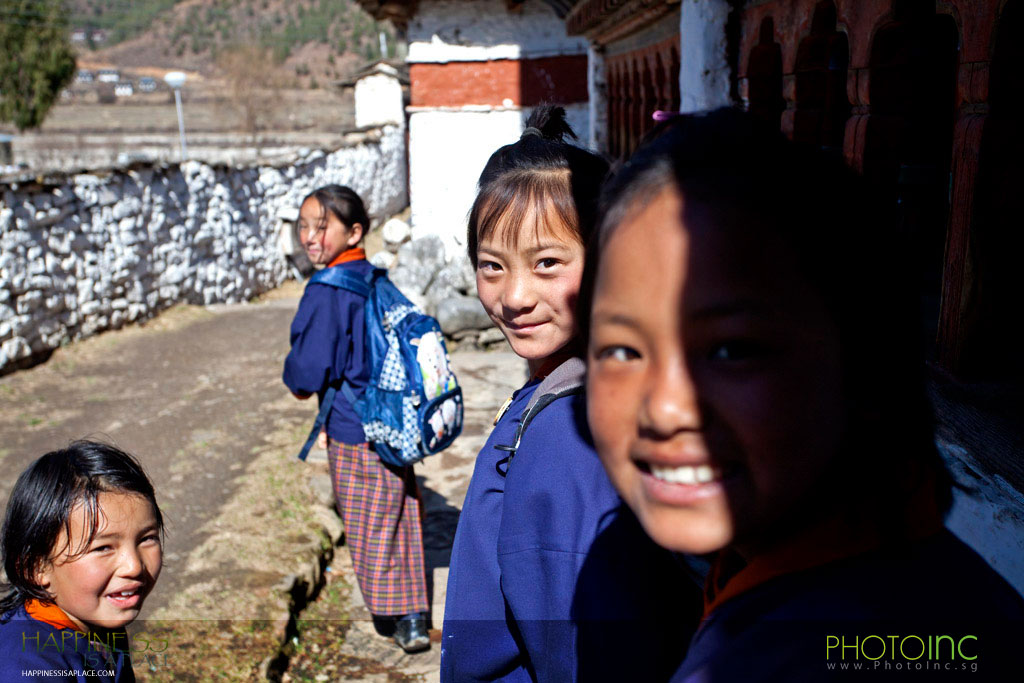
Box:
[587,45,608,153]
[678,0,733,112]
[407,103,589,258]
[407,0,588,62]
[0,125,407,373]
[355,72,406,128]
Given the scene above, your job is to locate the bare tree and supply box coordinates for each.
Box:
[216,44,286,140]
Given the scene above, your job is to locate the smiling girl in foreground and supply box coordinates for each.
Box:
[0,441,164,682]
[583,108,1023,680]
[441,106,695,682]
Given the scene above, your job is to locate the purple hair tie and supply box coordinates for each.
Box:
[652,110,683,122]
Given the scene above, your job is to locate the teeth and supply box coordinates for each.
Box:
[650,464,720,485]
[111,590,137,598]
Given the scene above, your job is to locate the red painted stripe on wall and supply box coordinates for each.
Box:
[410,55,589,107]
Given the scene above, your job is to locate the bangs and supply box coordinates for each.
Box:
[471,169,582,260]
[53,484,107,562]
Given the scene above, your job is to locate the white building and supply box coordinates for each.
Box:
[359,0,590,259]
[339,60,409,129]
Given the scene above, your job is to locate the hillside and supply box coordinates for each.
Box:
[68,0,396,87]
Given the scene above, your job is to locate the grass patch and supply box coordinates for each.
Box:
[132,618,279,682]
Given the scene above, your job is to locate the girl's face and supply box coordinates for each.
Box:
[587,187,846,556]
[37,492,162,631]
[299,198,362,266]
[476,207,585,374]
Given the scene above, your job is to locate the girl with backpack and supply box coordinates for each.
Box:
[582,108,1024,680]
[283,185,429,653]
[440,106,698,682]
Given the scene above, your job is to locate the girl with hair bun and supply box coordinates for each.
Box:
[441,106,697,682]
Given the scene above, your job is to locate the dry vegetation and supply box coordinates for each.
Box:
[69,0,394,88]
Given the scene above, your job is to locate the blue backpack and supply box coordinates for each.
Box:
[296,265,463,467]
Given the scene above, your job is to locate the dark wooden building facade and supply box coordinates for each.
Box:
[737,0,1021,385]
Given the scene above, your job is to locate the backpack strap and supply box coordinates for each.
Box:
[309,265,372,298]
[494,357,586,476]
[297,386,336,461]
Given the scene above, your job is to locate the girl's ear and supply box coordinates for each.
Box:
[347,223,364,247]
[34,562,53,592]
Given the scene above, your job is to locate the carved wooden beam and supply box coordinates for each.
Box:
[566,0,679,42]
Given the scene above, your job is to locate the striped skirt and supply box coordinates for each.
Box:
[327,439,429,616]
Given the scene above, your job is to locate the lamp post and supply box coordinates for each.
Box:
[164,71,188,160]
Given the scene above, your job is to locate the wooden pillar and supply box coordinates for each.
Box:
[938,62,990,372]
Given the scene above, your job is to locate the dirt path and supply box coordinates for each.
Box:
[0,285,524,681]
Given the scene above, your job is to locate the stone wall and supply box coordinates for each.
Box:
[0,124,406,373]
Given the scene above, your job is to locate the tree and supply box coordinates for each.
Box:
[217,43,286,138]
[0,0,77,130]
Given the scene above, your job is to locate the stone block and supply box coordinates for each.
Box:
[390,235,446,301]
[43,294,65,311]
[7,272,27,294]
[1,336,31,361]
[37,316,62,336]
[436,295,492,335]
[59,310,79,327]
[79,317,104,337]
[80,300,102,316]
[29,275,53,290]
[15,290,43,314]
[382,218,412,252]
[477,327,505,346]
[370,251,396,269]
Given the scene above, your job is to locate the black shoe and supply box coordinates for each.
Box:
[393,614,430,653]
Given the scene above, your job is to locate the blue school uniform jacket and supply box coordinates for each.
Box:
[0,605,135,682]
[442,379,697,682]
[442,377,541,683]
[672,530,1024,682]
[283,259,374,444]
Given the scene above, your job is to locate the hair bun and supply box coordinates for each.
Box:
[522,105,577,143]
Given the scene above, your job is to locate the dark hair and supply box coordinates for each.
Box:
[467,105,610,266]
[0,440,164,615]
[581,107,950,527]
[301,184,370,242]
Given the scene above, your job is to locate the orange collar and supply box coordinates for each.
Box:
[702,516,882,617]
[702,475,944,619]
[25,599,83,632]
[326,247,366,268]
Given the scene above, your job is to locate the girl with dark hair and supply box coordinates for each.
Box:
[441,106,696,682]
[283,185,430,652]
[583,108,1024,680]
[0,440,164,682]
